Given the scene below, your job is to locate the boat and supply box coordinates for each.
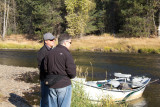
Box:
[72,73,151,102]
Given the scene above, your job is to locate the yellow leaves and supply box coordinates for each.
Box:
[65,0,96,36]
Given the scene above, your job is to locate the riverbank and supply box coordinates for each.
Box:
[71,34,160,54]
[0,64,126,107]
[0,64,39,107]
[0,35,42,50]
[1,34,160,54]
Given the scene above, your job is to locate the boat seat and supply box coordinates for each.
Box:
[114,73,131,78]
[108,80,120,88]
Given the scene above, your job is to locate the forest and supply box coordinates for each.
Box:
[0,0,160,40]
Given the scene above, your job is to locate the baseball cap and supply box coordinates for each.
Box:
[43,33,55,40]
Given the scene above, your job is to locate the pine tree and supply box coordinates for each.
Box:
[16,0,64,39]
[119,0,160,37]
[94,0,106,34]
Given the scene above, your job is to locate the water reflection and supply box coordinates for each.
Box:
[73,52,160,81]
[128,97,147,107]
[0,49,38,67]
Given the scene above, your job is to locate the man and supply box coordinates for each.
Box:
[44,33,76,107]
[37,32,56,107]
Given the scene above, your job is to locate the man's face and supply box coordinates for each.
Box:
[45,39,55,48]
[64,39,72,49]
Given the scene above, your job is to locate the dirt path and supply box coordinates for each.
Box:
[0,65,39,107]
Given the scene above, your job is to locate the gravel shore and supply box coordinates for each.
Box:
[0,65,39,107]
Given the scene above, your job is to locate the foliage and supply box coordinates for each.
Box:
[84,9,98,34]
[65,0,96,37]
[0,0,160,39]
[94,0,106,34]
[71,82,94,107]
[16,0,63,39]
[119,0,160,37]
[138,48,159,54]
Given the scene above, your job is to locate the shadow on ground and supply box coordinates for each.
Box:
[15,71,41,106]
[9,93,31,107]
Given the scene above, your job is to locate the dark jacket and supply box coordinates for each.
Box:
[37,44,51,81]
[44,44,76,88]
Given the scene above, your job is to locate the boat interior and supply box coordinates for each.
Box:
[86,73,150,90]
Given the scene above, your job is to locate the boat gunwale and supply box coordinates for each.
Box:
[72,78,151,92]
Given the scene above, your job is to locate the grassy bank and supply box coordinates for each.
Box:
[72,34,160,54]
[0,34,42,50]
[0,41,42,50]
[1,34,160,54]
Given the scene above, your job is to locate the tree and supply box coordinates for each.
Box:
[159,12,160,36]
[84,9,98,35]
[94,0,123,35]
[150,0,160,37]
[2,0,10,40]
[16,0,64,39]
[119,0,160,37]
[49,0,65,36]
[7,0,17,35]
[65,0,96,37]
[0,0,3,35]
[1,0,159,39]
[0,0,17,40]
[94,0,106,34]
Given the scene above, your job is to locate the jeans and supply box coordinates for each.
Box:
[48,85,72,107]
[40,81,49,107]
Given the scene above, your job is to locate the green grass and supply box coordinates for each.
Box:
[71,82,94,107]
[0,42,42,50]
[137,48,160,54]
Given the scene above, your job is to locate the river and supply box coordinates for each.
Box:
[0,49,160,107]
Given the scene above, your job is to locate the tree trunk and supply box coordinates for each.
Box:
[158,11,160,36]
[2,0,10,41]
[2,0,7,41]
[6,3,9,33]
[13,0,16,33]
[152,11,157,36]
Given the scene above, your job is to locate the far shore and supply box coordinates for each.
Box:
[1,34,160,54]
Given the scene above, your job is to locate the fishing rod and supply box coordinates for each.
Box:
[149,79,159,84]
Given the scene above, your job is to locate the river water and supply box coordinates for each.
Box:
[0,49,160,107]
